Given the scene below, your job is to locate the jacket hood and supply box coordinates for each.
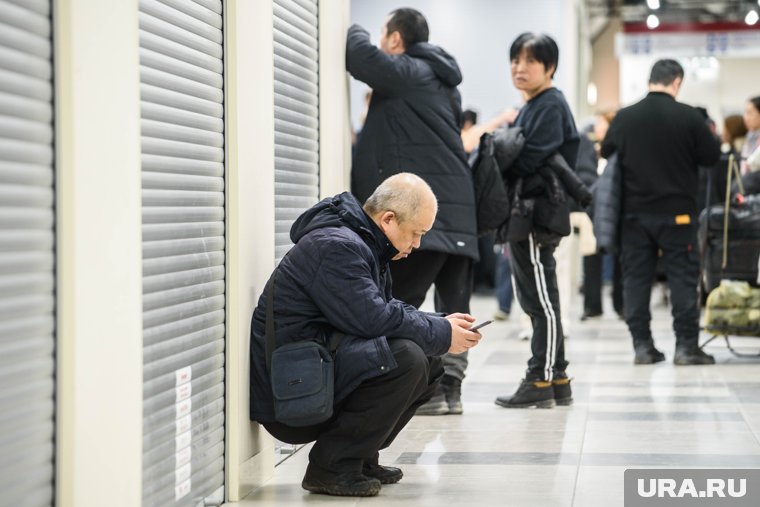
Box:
[290,192,399,262]
[405,42,462,87]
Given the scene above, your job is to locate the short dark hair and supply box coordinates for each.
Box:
[462,109,478,127]
[387,8,429,47]
[749,96,760,115]
[509,32,559,78]
[648,59,684,86]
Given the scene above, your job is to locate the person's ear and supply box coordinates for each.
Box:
[380,210,395,227]
[389,31,404,52]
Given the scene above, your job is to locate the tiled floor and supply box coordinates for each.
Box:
[232,288,760,507]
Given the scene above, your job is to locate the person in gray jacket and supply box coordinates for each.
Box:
[347,8,478,415]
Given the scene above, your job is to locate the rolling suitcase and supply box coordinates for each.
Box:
[698,155,760,295]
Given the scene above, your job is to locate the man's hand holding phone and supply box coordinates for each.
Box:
[445,313,485,354]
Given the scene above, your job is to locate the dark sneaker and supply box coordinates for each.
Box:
[362,463,403,484]
[552,376,573,406]
[634,347,666,365]
[415,385,449,416]
[442,376,463,415]
[495,379,555,409]
[580,311,602,321]
[674,348,716,365]
[302,463,381,497]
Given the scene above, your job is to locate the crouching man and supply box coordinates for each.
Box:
[249,173,482,497]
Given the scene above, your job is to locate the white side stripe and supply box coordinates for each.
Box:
[529,234,557,381]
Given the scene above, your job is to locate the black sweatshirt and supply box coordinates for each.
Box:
[601,92,721,215]
[512,87,579,176]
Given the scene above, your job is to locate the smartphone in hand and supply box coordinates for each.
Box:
[470,319,493,332]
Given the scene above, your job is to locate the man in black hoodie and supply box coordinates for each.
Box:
[249,173,482,497]
[347,8,478,416]
[601,59,721,365]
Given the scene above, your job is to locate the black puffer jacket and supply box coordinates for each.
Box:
[347,24,478,261]
[249,192,452,423]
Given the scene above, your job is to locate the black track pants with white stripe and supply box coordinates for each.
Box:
[509,234,568,381]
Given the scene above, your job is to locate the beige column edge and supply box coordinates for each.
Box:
[319,0,352,197]
[54,1,143,506]
[224,0,276,502]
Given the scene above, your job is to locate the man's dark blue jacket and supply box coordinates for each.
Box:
[249,192,452,423]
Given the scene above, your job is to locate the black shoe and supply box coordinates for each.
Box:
[415,385,449,416]
[442,376,463,415]
[580,311,602,321]
[674,348,716,365]
[634,347,666,365]
[302,463,381,497]
[495,379,555,408]
[552,376,573,406]
[362,463,403,484]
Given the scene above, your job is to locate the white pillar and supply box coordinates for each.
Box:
[223,0,277,501]
[54,1,143,506]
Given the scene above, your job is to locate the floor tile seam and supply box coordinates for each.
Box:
[570,400,590,507]
[736,402,760,450]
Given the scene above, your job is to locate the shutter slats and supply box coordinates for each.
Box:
[143,310,224,347]
[141,47,222,88]
[0,2,49,38]
[142,154,223,177]
[0,21,50,60]
[142,189,223,207]
[140,0,221,44]
[142,101,223,133]
[141,83,223,117]
[141,30,222,74]
[142,118,223,147]
[143,222,224,241]
[141,0,224,502]
[0,68,51,102]
[274,0,319,263]
[140,11,222,58]
[141,66,223,104]
[142,206,224,224]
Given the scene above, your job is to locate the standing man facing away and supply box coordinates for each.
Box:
[601,59,721,365]
[494,33,580,409]
[249,174,482,497]
[346,8,479,415]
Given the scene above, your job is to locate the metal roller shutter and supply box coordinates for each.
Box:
[273,0,319,262]
[0,1,55,506]
[139,0,225,505]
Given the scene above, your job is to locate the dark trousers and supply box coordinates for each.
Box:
[389,251,473,380]
[583,253,623,315]
[509,234,568,381]
[620,213,700,350]
[495,245,513,313]
[264,339,443,473]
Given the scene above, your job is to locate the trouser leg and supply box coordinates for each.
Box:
[658,221,701,350]
[509,234,567,381]
[432,254,473,381]
[620,215,658,349]
[307,339,439,473]
[583,253,603,315]
[495,246,513,313]
[612,254,624,316]
[389,250,447,308]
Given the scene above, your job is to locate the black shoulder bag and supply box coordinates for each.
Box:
[265,270,343,427]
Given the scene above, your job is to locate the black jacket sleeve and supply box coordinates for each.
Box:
[345,24,412,97]
[693,115,721,168]
[512,104,565,176]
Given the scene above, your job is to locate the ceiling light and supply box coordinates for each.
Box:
[646,14,660,29]
[647,0,660,9]
[747,10,759,25]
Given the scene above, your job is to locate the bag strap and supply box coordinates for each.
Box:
[265,269,277,372]
[264,267,345,372]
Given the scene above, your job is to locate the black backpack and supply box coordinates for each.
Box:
[471,132,510,236]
